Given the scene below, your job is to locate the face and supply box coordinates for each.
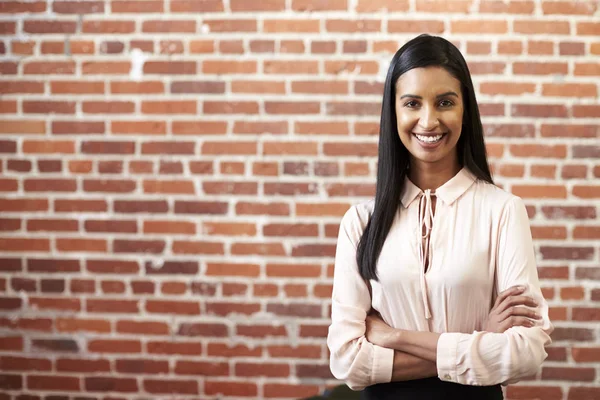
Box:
[395,66,464,169]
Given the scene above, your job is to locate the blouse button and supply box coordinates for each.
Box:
[445,374,452,380]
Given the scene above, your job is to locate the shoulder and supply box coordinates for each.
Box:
[473,180,527,210]
[472,180,530,221]
[340,198,375,239]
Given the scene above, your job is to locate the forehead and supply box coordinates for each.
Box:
[395,66,461,96]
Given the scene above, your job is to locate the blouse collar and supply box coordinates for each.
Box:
[400,166,477,208]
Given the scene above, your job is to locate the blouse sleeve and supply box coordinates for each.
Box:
[436,196,554,386]
[327,205,395,390]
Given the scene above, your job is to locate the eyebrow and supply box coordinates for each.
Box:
[399,91,459,100]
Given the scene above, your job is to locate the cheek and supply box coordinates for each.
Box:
[396,109,416,130]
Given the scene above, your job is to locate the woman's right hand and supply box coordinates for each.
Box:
[484,285,542,333]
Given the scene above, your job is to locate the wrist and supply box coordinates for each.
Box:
[386,329,405,350]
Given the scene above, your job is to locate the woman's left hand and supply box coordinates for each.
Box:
[365,310,398,348]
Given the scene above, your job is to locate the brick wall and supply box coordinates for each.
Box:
[0,0,599,398]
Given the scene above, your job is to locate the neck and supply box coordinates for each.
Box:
[408,158,462,191]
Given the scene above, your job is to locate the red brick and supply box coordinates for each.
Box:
[572,347,600,362]
[514,62,568,75]
[23,101,75,114]
[574,62,600,76]
[506,386,562,400]
[515,20,570,34]
[231,0,284,11]
[203,19,256,32]
[146,300,200,315]
[236,324,287,338]
[543,366,595,381]
[204,101,259,114]
[543,83,597,98]
[88,339,141,353]
[236,362,290,377]
[81,61,130,75]
[569,387,600,400]
[207,342,261,357]
[204,381,258,396]
[205,302,260,316]
[573,226,600,239]
[56,358,109,373]
[0,238,48,252]
[56,237,107,253]
[51,80,105,94]
[144,61,196,75]
[85,377,138,392]
[174,360,229,376]
[264,383,320,398]
[142,20,195,33]
[53,1,104,13]
[231,80,285,94]
[147,341,202,355]
[573,185,600,198]
[292,0,347,11]
[510,144,566,158]
[82,20,134,33]
[86,299,138,313]
[0,81,44,94]
[23,20,76,33]
[572,307,600,321]
[577,22,600,35]
[0,120,46,134]
[0,356,51,371]
[171,0,223,12]
[230,242,285,256]
[116,359,169,374]
[27,375,80,391]
[112,0,163,12]
[56,318,110,333]
[0,336,23,351]
[266,303,322,318]
[143,379,198,394]
[356,0,408,11]
[451,20,507,33]
[264,19,319,33]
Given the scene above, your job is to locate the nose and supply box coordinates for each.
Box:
[418,106,439,131]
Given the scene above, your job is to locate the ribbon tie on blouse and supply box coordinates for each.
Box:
[418,189,435,320]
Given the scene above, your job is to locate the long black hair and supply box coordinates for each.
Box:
[356,34,494,282]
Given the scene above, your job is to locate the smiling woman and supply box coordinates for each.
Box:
[396,67,464,171]
[327,34,553,400]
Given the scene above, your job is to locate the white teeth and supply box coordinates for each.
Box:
[415,133,443,143]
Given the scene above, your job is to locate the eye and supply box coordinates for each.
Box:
[439,99,454,108]
[404,100,420,108]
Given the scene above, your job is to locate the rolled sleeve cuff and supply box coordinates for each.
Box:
[437,332,462,383]
[371,344,394,385]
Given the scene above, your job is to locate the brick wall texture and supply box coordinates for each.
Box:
[0,0,599,398]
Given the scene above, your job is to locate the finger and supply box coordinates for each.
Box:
[499,316,535,332]
[498,306,541,322]
[493,285,525,310]
[498,294,538,314]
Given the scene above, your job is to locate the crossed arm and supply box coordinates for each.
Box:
[371,284,541,381]
[328,198,553,390]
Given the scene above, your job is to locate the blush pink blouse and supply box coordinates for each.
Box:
[327,167,554,390]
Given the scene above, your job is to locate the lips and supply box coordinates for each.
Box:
[412,132,446,136]
[412,132,446,146]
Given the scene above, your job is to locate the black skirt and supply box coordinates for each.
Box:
[361,377,503,400]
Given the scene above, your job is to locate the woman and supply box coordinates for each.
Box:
[327,34,553,399]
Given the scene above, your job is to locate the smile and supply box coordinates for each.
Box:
[413,132,446,144]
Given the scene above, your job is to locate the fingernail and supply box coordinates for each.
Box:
[527,320,535,326]
[535,313,542,319]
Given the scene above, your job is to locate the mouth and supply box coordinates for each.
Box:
[412,132,447,145]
